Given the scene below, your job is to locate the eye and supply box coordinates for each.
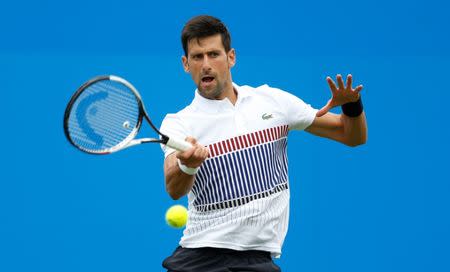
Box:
[209,52,219,58]
[191,54,202,60]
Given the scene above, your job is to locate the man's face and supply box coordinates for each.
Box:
[182,34,235,100]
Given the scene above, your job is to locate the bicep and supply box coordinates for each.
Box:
[304,112,346,143]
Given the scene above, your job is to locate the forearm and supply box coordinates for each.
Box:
[341,112,367,146]
[305,111,367,146]
[164,154,195,200]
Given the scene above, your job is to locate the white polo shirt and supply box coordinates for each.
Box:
[160,83,317,257]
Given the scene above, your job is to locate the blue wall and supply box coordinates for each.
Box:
[1,1,449,271]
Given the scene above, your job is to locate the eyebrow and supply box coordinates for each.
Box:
[189,49,222,57]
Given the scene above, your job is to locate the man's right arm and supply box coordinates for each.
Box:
[164,137,209,200]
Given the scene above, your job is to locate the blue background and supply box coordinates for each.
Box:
[1,0,449,271]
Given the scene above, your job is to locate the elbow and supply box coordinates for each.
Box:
[165,181,185,200]
[169,192,183,200]
[346,141,364,147]
[346,136,367,147]
[166,186,183,200]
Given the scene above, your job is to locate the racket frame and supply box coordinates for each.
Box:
[63,75,169,154]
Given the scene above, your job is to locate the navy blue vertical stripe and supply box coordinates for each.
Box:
[223,154,237,200]
[193,169,204,204]
[209,158,222,203]
[256,145,270,192]
[217,156,230,201]
[263,144,274,190]
[232,151,245,196]
[242,148,257,195]
[236,150,251,196]
[192,131,289,211]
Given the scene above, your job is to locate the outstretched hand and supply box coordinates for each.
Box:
[316,74,363,117]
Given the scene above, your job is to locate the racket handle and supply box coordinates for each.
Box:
[166,137,193,152]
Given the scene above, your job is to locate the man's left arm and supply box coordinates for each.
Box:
[305,74,367,147]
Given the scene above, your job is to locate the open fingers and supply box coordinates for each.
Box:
[326,77,338,93]
[354,84,363,94]
[337,74,345,90]
[346,74,353,90]
[316,99,332,117]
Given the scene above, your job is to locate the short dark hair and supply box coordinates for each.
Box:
[181,15,231,56]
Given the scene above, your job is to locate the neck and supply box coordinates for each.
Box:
[219,81,237,105]
[224,86,237,105]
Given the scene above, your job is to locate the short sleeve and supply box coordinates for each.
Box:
[159,114,189,158]
[260,85,318,131]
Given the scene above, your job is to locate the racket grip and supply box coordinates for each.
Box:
[166,137,193,152]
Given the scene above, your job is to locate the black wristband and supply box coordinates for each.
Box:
[341,97,363,117]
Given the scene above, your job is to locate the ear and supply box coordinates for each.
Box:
[181,55,190,72]
[227,48,236,68]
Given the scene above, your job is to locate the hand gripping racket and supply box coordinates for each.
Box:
[63,75,192,154]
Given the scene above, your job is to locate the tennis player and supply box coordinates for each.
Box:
[160,15,367,272]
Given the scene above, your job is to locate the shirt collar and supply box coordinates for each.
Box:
[191,82,250,113]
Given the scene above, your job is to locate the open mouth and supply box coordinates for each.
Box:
[201,76,215,83]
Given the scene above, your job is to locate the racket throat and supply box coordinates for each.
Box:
[160,134,169,144]
[126,137,166,148]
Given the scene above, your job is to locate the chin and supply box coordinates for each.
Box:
[199,87,223,100]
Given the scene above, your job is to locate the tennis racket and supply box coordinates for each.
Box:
[63,75,192,154]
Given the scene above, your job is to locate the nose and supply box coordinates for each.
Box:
[201,56,212,72]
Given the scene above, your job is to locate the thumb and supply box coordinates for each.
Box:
[316,100,332,117]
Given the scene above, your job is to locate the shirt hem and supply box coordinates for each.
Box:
[179,241,282,258]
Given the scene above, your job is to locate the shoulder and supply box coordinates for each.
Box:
[161,110,188,130]
[160,98,205,133]
[239,83,288,95]
[240,83,298,99]
[162,100,198,121]
[239,83,300,107]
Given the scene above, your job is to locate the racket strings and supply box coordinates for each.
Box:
[67,80,140,152]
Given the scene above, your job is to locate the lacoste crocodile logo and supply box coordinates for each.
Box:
[262,113,273,120]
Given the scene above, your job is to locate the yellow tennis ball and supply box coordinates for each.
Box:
[165,205,188,228]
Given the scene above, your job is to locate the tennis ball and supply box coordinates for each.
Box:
[165,205,188,228]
